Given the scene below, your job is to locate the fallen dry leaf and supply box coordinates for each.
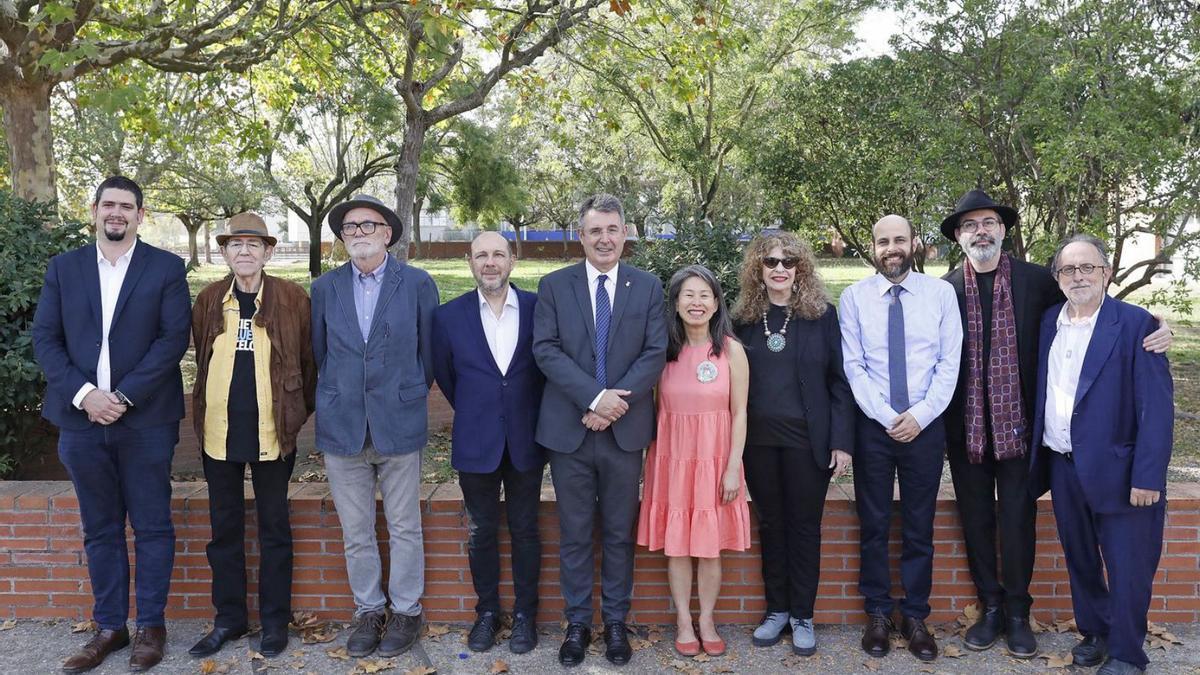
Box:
[1029,616,1047,633]
[862,659,881,671]
[1053,618,1078,634]
[325,646,351,661]
[646,629,663,643]
[248,649,265,660]
[423,623,450,638]
[489,658,509,673]
[0,620,17,631]
[628,636,652,651]
[1041,652,1073,668]
[693,652,712,662]
[71,620,96,633]
[290,612,321,629]
[401,667,436,675]
[942,644,964,658]
[354,657,396,674]
[962,602,981,621]
[199,659,218,674]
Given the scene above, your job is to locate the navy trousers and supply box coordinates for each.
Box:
[1050,452,1164,669]
[58,422,178,630]
[853,414,944,620]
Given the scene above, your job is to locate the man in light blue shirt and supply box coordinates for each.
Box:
[839,214,962,664]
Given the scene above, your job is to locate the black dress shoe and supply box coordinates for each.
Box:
[467,611,501,652]
[378,612,421,657]
[900,615,938,662]
[558,622,591,667]
[963,604,1004,651]
[345,610,387,657]
[508,613,538,654]
[1005,616,1037,658]
[1098,657,1145,674]
[259,626,288,658]
[1072,634,1109,668]
[861,613,893,657]
[603,621,632,665]
[189,625,248,658]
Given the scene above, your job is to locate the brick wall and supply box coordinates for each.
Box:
[1,480,1198,625]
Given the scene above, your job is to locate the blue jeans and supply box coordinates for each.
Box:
[58,422,178,629]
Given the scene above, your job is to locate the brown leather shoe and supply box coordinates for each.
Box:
[62,627,130,673]
[128,626,167,672]
[861,613,893,657]
[900,615,938,662]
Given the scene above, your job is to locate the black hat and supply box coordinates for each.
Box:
[940,189,1019,242]
[328,194,403,247]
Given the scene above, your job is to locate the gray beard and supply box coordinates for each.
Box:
[966,241,1000,264]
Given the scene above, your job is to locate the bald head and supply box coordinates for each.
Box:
[469,231,515,296]
[873,214,913,239]
[872,214,917,282]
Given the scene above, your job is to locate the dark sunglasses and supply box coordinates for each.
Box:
[762,256,800,270]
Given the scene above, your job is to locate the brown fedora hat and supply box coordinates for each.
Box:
[216,212,278,246]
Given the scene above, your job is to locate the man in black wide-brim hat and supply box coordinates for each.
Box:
[939,189,1172,663]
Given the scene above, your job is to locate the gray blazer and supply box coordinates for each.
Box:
[533,262,667,453]
[311,257,439,456]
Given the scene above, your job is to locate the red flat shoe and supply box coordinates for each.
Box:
[701,636,726,657]
[674,638,701,657]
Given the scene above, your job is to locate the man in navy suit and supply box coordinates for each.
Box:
[533,193,667,667]
[1030,234,1174,675]
[32,176,191,673]
[432,232,544,655]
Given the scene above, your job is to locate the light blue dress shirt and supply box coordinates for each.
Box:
[352,258,387,342]
[838,271,963,430]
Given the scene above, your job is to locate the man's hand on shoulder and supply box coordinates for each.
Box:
[82,390,126,425]
[1143,314,1172,354]
[593,388,631,421]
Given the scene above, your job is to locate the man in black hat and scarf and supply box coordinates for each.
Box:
[939,190,1171,661]
[311,194,439,659]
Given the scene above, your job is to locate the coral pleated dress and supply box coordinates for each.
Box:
[637,339,751,558]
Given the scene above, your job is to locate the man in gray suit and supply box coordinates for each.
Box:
[311,194,439,659]
[533,193,667,667]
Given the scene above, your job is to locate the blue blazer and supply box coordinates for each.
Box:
[1029,297,1174,513]
[532,262,667,453]
[32,241,191,431]
[311,257,439,456]
[431,286,545,473]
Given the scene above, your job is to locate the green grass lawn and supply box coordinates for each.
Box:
[184,255,1197,477]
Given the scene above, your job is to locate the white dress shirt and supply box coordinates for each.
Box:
[73,240,138,408]
[477,286,520,375]
[584,260,619,411]
[1042,297,1105,454]
[838,271,963,429]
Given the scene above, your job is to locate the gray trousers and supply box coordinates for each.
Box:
[548,429,643,625]
[324,446,423,617]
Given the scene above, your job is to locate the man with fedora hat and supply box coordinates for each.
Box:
[939,189,1171,659]
[311,194,439,658]
[188,212,317,660]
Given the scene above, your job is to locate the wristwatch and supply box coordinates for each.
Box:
[113,390,133,407]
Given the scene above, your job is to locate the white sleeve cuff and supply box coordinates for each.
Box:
[588,390,605,412]
[73,383,97,409]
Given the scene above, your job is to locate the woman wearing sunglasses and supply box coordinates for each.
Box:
[730,231,855,656]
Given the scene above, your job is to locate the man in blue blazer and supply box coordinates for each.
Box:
[432,232,544,655]
[1029,234,1174,675]
[311,194,439,659]
[32,176,191,673]
[533,194,667,667]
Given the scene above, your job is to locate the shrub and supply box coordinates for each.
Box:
[0,192,88,477]
[631,220,748,309]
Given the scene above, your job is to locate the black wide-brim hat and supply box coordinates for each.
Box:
[328,194,403,248]
[940,189,1019,242]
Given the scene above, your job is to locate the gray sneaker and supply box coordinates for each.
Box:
[752,611,791,647]
[791,617,816,656]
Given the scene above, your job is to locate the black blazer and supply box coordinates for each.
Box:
[735,303,855,469]
[941,256,1063,453]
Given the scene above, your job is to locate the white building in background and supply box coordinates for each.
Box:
[1121,213,1200,291]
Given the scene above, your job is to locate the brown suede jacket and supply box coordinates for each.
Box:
[191,273,317,457]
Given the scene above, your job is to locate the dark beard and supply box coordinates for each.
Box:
[878,255,912,280]
[103,228,127,242]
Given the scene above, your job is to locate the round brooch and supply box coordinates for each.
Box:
[766,333,787,352]
[696,360,719,383]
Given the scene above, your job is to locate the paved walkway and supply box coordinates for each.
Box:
[1,618,1196,674]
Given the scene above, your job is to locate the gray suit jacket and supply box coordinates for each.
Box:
[533,262,667,453]
[311,256,439,455]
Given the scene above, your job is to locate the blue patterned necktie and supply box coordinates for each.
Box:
[594,274,610,388]
[888,284,910,412]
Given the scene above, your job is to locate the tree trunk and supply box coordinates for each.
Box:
[559,226,570,258]
[308,217,324,279]
[203,221,213,263]
[411,192,425,259]
[512,224,524,258]
[179,214,201,270]
[391,119,428,263]
[2,81,58,206]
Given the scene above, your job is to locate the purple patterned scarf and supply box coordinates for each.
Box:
[964,253,1027,464]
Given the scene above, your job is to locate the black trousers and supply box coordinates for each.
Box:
[853,415,944,620]
[202,451,296,630]
[458,449,544,617]
[742,444,833,619]
[947,444,1037,616]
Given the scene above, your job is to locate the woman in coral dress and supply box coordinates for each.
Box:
[637,264,751,658]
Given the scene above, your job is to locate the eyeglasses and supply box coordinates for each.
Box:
[342,220,386,236]
[1055,263,1107,278]
[225,240,264,253]
[762,257,800,270]
[959,217,1002,234]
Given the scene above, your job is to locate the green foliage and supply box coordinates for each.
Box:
[447,122,527,227]
[0,192,88,477]
[631,220,747,308]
